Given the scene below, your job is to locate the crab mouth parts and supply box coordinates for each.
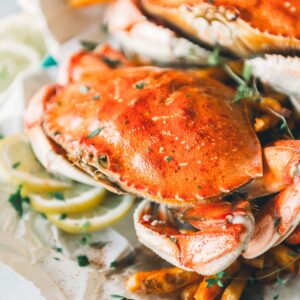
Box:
[134,199,255,275]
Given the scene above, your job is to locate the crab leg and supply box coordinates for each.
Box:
[243,141,300,258]
[134,200,254,275]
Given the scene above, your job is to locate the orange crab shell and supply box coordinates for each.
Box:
[43,67,262,206]
[141,0,300,57]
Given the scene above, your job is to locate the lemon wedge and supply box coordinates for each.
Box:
[30,184,106,214]
[47,193,135,234]
[0,134,71,193]
[0,41,40,92]
[0,14,46,58]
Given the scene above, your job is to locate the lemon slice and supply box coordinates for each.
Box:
[0,41,40,92]
[0,134,71,193]
[47,193,135,234]
[0,14,46,57]
[30,184,106,214]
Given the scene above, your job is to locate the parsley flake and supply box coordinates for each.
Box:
[76,255,90,267]
[12,161,21,169]
[165,156,173,162]
[135,82,146,90]
[207,48,221,66]
[8,185,30,217]
[87,127,104,138]
[102,57,121,68]
[80,40,98,52]
[79,85,90,94]
[93,94,101,100]
[110,295,134,300]
[51,191,64,201]
[59,214,67,220]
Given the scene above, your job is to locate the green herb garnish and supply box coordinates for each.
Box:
[102,57,121,68]
[59,214,67,220]
[110,252,135,269]
[76,255,90,267]
[207,48,221,66]
[80,40,98,51]
[87,127,104,138]
[93,94,101,100]
[8,185,30,217]
[165,156,173,162]
[51,192,65,201]
[110,295,134,300]
[40,213,47,219]
[79,85,90,94]
[12,162,21,169]
[206,271,228,288]
[135,82,146,90]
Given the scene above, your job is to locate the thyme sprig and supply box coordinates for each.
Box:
[206,48,294,139]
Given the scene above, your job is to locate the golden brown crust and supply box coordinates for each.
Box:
[42,66,262,205]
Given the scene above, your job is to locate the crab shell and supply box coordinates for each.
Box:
[106,0,211,65]
[36,67,262,206]
[140,0,300,57]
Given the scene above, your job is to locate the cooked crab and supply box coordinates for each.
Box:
[25,46,300,275]
[106,0,300,110]
[105,0,211,65]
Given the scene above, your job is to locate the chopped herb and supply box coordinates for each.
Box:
[82,221,90,231]
[59,213,67,220]
[93,94,101,100]
[101,24,108,33]
[242,64,252,83]
[0,134,4,139]
[12,162,21,169]
[274,217,281,229]
[273,295,279,300]
[51,191,64,201]
[54,257,60,261]
[41,55,58,68]
[80,233,93,245]
[232,83,255,103]
[209,0,215,4]
[207,48,221,66]
[206,271,228,288]
[276,272,285,287]
[8,185,29,217]
[135,82,146,90]
[79,85,90,94]
[165,156,173,162]
[54,247,63,253]
[110,252,135,269]
[110,295,134,300]
[102,57,121,68]
[77,255,90,267]
[279,122,287,131]
[80,40,98,51]
[40,213,47,219]
[87,127,104,138]
[90,241,108,249]
[197,185,202,189]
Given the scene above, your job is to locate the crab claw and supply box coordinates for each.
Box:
[134,200,254,275]
[243,141,300,259]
